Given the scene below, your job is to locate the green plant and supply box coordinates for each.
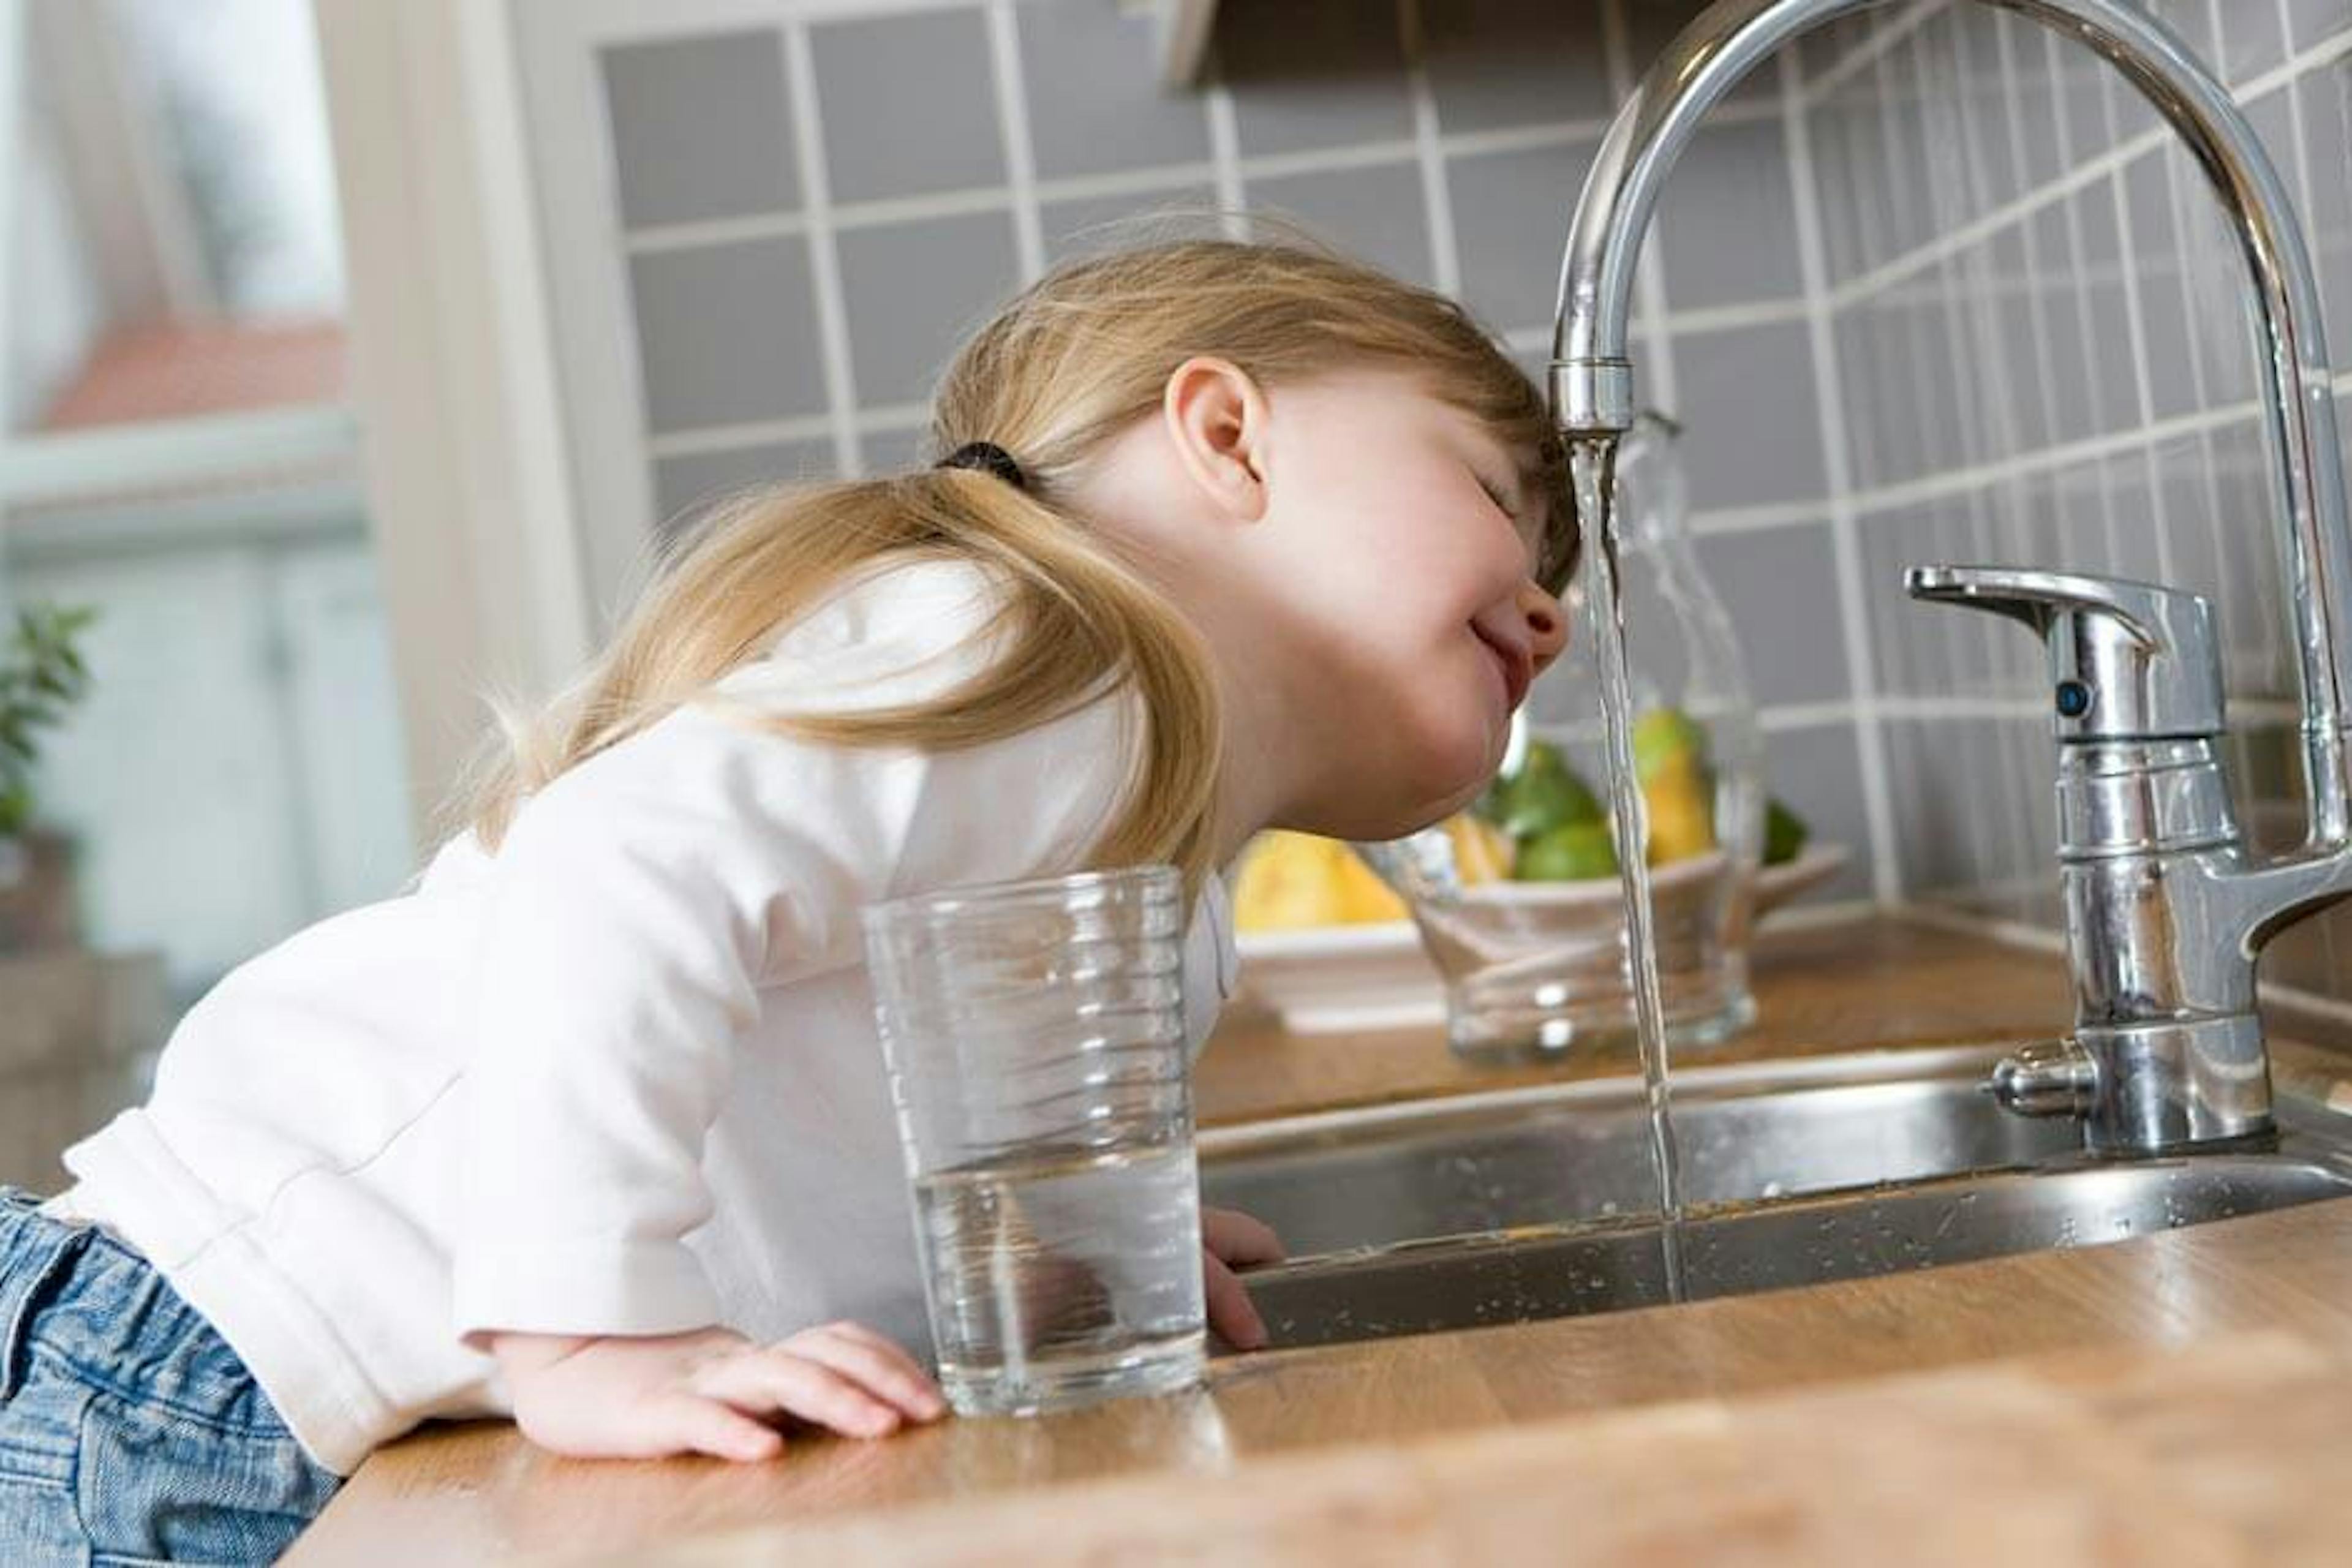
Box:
[0,604,97,839]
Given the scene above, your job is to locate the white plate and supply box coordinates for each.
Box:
[1232,843,1852,1033]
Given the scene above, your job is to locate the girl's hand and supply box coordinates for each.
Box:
[491,1322,948,1462]
[1201,1205,1286,1351]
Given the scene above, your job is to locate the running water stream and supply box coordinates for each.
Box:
[1570,435,1688,1302]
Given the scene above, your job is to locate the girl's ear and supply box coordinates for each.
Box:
[1161,356,1273,524]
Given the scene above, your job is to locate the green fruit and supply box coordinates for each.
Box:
[1765,797,1810,866]
[1482,741,1604,842]
[1632,707,1709,783]
[1515,820,1619,881]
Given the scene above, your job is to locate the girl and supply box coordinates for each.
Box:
[0,233,1575,1561]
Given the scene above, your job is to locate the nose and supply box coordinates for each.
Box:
[1520,579,1568,676]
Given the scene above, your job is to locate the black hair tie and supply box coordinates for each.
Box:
[935,440,1027,491]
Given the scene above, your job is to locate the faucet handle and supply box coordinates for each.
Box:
[1904,565,2226,742]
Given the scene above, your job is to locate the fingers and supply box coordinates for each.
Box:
[687,1323,951,1441]
[652,1392,786,1463]
[780,1323,949,1422]
[516,1389,783,1464]
[1201,1206,1287,1268]
[693,1350,905,1439]
[1202,1248,1269,1351]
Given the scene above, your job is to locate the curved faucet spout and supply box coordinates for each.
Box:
[1551,0,2352,849]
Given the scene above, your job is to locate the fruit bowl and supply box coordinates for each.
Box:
[1232,844,1849,1034]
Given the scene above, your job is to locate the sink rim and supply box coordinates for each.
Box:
[1210,1047,2352,1289]
[1226,1140,2352,1353]
[1199,1041,2035,1161]
[1233,1134,2352,1286]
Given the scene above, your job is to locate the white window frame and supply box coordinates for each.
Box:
[307,0,1205,826]
[311,0,593,832]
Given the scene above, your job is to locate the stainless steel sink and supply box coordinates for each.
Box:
[1238,1148,2352,1349]
[1200,1046,2081,1259]
[1200,1049,2352,1351]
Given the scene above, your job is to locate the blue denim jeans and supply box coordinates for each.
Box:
[0,1189,341,1564]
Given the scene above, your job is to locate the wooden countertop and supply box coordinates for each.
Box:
[290,916,2352,1564]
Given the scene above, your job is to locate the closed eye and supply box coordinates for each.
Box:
[1478,477,1543,568]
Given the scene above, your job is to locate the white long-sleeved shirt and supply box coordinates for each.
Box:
[50,559,1237,1474]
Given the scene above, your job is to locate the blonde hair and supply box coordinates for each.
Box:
[446,223,1575,896]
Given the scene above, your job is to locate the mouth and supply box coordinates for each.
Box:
[1472,627,1532,712]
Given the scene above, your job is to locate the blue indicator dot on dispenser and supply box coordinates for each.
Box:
[2056,680,2093,718]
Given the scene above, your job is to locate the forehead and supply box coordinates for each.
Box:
[1338,368,1524,459]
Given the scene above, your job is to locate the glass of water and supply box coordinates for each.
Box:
[862,864,1204,1417]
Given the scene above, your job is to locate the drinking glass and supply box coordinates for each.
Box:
[862,865,1204,1416]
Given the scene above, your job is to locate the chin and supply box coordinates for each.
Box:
[1335,742,1500,841]
[1417,716,1507,803]
[1294,687,1507,840]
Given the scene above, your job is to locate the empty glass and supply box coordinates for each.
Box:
[862,865,1204,1417]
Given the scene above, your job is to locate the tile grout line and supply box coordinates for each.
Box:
[1687,499,1838,535]
[1994,13,2076,562]
[680,379,2341,461]
[1201,43,1248,238]
[1395,0,1462,300]
[1498,296,1813,348]
[1896,898,2066,954]
[611,55,1766,258]
[1891,34,1999,908]
[649,415,835,459]
[1796,0,1952,113]
[1876,692,2307,720]
[1757,698,1864,733]
[982,0,1046,285]
[1937,18,2041,895]
[1904,894,2352,1029]
[2154,100,2259,698]
[1874,44,1977,805]
[1845,396,2269,515]
[1918,26,2006,718]
[1782,42,1899,905]
[1989,8,2082,745]
[2100,78,2177,591]
[2051,29,2139,582]
[1825,23,2352,316]
[778,22,863,478]
[651,317,2348,469]
[616,105,1798,256]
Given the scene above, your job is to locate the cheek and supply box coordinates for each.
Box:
[1299,599,1504,787]
[1382,649,1507,792]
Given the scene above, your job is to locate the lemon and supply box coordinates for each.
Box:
[1233,831,1406,929]
[1631,706,1709,784]
[1444,813,1516,884]
[1232,832,1349,931]
[1642,755,1716,865]
[1332,846,1409,922]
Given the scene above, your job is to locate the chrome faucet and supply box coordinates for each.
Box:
[1550,0,2352,1155]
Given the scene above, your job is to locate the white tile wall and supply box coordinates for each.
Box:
[1798,0,2352,998]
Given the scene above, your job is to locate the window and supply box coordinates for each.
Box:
[1,0,413,1182]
